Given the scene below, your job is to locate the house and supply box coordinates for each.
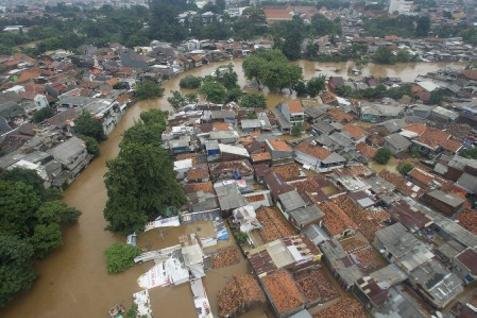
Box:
[454,248,477,285]
[214,182,247,215]
[383,133,411,156]
[342,123,368,144]
[288,205,324,230]
[47,137,90,184]
[374,223,434,273]
[294,139,346,172]
[169,136,192,154]
[429,106,459,127]
[218,143,249,160]
[320,239,363,289]
[408,259,463,309]
[276,190,306,217]
[401,124,462,157]
[173,158,193,179]
[240,119,262,132]
[205,140,220,161]
[248,236,321,277]
[311,119,336,136]
[358,102,404,123]
[420,190,465,216]
[265,138,294,165]
[319,201,358,239]
[263,171,294,201]
[208,160,254,182]
[275,100,305,132]
[388,201,432,233]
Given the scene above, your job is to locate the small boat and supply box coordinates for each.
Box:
[108,304,125,318]
[315,68,322,71]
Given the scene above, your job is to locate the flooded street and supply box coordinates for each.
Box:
[0,59,463,318]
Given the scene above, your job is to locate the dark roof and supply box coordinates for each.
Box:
[456,248,477,276]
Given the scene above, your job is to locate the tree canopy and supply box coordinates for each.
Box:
[242,49,302,92]
[199,78,227,104]
[374,148,392,164]
[74,111,105,141]
[105,243,141,273]
[104,110,186,235]
[239,93,267,108]
[0,169,80,306]
[135,80,164,101]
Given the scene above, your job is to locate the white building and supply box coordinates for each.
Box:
[388,0,414,15]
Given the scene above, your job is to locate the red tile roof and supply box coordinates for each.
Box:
[288,99,304,113]
[356,142,377,159]
[295,140,331,160]
[319,201,358,237]
[267,138,292,152]
[343,123,367,139]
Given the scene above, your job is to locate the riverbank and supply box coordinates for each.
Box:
[0,59,466,318]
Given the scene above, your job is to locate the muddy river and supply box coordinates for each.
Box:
[0,59,463,318]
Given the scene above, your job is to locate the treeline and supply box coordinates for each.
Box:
[0,169,80,307]
[103,109,186,235]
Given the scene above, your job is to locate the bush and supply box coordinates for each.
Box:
[291,123,303,136]
[105,243,141,274]
[179,75,201,89]
[239,93,266,108]
[234,231,249,245]
[374,148,392,164]
[74,111,105,141]
[32,106,55,123]
[397,161,413,175]
[135,80,164,101]
[80,135,100,157]
[461,147,477,159]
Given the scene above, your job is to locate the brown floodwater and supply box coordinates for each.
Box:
[0,59,463,318]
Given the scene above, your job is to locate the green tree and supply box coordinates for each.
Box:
[374,148,392,164]
[397,162,414,175]
[0,180,41,236]
[234,231,249,245]
[306,76,326,97]
[135,80,164,101]
[0,168,46,199]
[200,79,226,104]
[30,223,62,259]
[105,243,141,273]
[461,147,477,159]
[239,93,266,108]
[149,0,188,42]
[36,201,80,226]
[74,111,105,141]
[416,16,431,37]
[0,235,36,307]
[168,90,188,108]
[80,135,100,157]
[243,50,302,92]
[294,80,308,97]
[273,16,305,60]
[32,106,55,123]
[310,14,341,36]
[291,123,303,136]
[179,75,201,89]
[373,47,395,64]
[215,64,239,89]
[104,110,186,234]
[225,87,243,103]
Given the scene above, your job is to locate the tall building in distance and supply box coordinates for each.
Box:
[388,0,414,15]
